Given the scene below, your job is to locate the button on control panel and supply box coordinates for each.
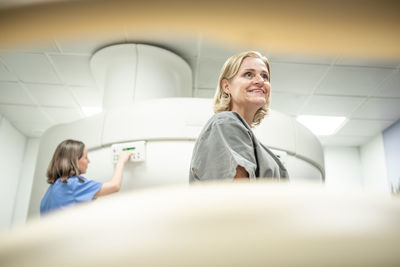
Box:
[111,141,146,163]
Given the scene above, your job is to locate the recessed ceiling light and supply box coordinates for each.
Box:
[81,106,102,117]
[296,115,347,136]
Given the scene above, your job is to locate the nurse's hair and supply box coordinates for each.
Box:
[213,51,271,126]
[46,139,85,184]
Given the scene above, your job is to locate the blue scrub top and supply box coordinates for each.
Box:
[40,175,103,215]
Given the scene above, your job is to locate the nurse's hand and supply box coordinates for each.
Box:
[117,151,134,164]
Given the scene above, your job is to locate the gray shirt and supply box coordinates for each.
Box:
[189,111,289,182]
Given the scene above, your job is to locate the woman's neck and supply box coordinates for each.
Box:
[231,107,256,127]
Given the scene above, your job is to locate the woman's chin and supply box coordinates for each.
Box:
[251,97,267,107]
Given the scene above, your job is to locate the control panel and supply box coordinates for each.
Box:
[111,141,146,163]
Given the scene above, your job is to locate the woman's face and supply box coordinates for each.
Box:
[223,56,270,113]
[78,147,90,174]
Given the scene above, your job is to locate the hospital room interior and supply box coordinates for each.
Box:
[0,0,399,266]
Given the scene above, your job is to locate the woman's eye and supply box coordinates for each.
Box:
[262,74,269,80]
[244,72,253,78]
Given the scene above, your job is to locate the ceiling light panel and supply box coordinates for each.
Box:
[297,115,347,136]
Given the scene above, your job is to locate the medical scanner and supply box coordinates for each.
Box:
[26,44,324,218]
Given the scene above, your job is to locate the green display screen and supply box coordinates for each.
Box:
[122,147,136,151]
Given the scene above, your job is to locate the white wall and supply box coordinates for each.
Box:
[12,138,40,226]
[382,119,400,193]
[360,134,389,193]
[0,116,26,230]
[324,135,390,194]
[323,146,362,189]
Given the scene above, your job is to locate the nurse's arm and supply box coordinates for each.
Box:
[94,151,133,197]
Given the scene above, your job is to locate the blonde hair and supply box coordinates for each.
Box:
[46,139,85,184]
[213,51,271,126]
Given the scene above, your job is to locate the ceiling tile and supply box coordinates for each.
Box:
[0,61,18,81]
[49,54,95,86]
[336,119,394,137]
[200,41,245,61]
[269,62,330,94]
[270,91,308,115]
[0,104,51,123]
[372,70,400,98]
[268,52,335,65]
[318,135,371,147]
[42,107,83,123]
[55,34,126,55]
[299,95,365,116]
[335,55,399,68]
[0,41,60,53]
[0,82,35,105]
[315,66,393,96]
[12,121,54,137]
[26,83,78,107]
[0,52,61,84]
[71,87,102,107]
[351,98,400,120]
[196,58,226,88]
[2,36,398,144]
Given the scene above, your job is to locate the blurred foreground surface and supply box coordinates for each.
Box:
[1,182,399,267]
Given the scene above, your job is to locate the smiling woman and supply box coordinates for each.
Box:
[216,51,271,126]
[189,51,289,182]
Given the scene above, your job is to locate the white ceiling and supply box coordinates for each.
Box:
[0,32,399,147]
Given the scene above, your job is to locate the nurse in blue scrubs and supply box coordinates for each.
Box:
[40,139,132,215]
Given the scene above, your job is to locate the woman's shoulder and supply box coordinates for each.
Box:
[213,111,250,130]
[199,111,249,136]
[66,176,88,184]
[212,111,242,124]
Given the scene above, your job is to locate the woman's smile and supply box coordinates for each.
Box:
[247,88,266,95]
